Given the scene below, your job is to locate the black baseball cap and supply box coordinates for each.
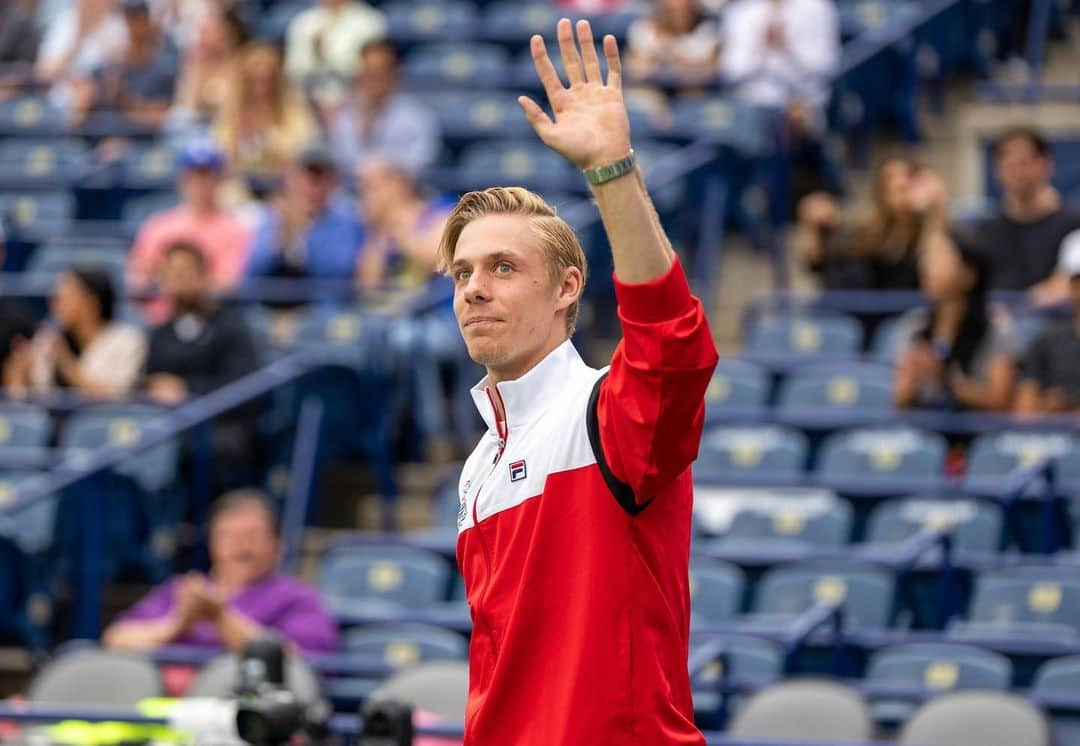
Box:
[296,143,337,174]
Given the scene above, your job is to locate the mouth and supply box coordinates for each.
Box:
[463,318,503,329]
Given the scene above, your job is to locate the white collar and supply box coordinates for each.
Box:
[469,339,587,436]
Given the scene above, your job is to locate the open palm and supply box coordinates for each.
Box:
[519,19,633,172]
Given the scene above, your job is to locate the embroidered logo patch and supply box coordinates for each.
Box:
[509,460,527,483]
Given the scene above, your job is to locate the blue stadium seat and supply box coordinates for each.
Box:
[816,427,948,496]
[776,362,894,421]
[965,431,1080,496]
[704,360,770,424]
[0,139,88,189]
[0,96,64,136]
[56,405,179,583]
[120,141,176,192]
[482,2,560,43]
[694,425,809,485]
[320,545,453,621]
[26,246,127,294]
[744,312,864,368]
[1032,655,1080,746]
[404,43,510,88]
[865,642,1012,722]
[0,192,73,238]
[869,313,910,363]
[668,98,770,156]
[749,561,896,630]
[255,0,308,43]
[864,498,1004,555]
[691,633,784,717]
[457,141,578,194]
[689,558,745,624]
[385,0,477,43]
[949,566,1080,642]
[0,404,51,451]
[717,496,853,550]
[837,0,922,40]
[343,622,468,662]
[426,91,533,141]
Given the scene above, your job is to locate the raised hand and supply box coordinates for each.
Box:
[518,19,632,172]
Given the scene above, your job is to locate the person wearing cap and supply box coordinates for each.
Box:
[1015,229,1080,414]
[70,0,179,130]
[243,144,363,296]
[127,141,252,324]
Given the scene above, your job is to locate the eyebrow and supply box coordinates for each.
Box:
[451,250,522,272]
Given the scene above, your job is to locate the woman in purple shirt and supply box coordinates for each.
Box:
[103,490,339,654]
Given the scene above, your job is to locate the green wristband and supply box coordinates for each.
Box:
[584,150,637,186]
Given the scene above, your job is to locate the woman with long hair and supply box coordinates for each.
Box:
[172,4,249,127]
[625,0,720,86]
[212,41,317,188]
[795,155,925,290]
[3,267,146,399]
[893,238,1018,411]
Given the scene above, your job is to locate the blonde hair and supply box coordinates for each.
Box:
[438,187,588,334]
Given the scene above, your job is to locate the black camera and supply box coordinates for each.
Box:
[358,699,414,746]
[234,633,329,746]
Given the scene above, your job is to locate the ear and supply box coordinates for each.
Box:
[553,265,584,314]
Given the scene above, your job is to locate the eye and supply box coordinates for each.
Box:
[494,262,513,274]
[455,269,471,282]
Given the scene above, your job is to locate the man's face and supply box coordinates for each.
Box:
[358,47,398,102]
[451,214,575,377]
[209,505,278,587]
[995,136,1052,201]
[123,8,153,43]
[299,167,337,213]
[160,250,206,306]
[180,168,221,208]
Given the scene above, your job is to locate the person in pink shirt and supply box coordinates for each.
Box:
[127,140,251,323]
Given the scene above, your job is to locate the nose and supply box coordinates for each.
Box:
[462,273,490,305]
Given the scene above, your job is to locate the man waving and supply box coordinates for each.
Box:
[444,19,718,744]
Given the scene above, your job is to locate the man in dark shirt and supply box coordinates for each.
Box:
[973,127,1080,301]
[73,0,179,130]
[1016,230,1080,414]
[145,241,260,485]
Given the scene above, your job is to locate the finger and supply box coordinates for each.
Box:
[518,95,554,133]
[603,34,622,89]
[557,17,584,87]
[530,35,564,102]
[576,20,602,84]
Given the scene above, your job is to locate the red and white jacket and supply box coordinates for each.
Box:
[456,259,718,745]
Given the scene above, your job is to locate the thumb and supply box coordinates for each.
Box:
[518,96,554,136]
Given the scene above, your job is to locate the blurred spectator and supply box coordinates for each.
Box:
[103,489,339,653]
[285,0,387,106]
[327,40,440,177]
[4,267,146,398]
[153,0,216,50]
[245,145,363,288]
[170,3,248,131]
[970,127,1080,302]
[70,0,179,130]
[0,0,42,66]
[794,155,923,290]
[722,0,839,112]
[213,41,317,192]
[356,159,452,290]
[144,242,260,484]
[893,239,1018,412]
[0,240,37,377]
[1015,230,1080,415]
[35,0,127,85]
[128,141,251,324]
[625,0,720,87]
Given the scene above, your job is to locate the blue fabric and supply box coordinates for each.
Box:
[244,201,364,280]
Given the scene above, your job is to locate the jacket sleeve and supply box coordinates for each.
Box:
[593,258,719,504]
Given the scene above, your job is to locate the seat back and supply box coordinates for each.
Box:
[343,622,468,666]
[704,360,769,422]
[745,312,863,361]
[866,643,1012,694]
[404,43,509,87]
[966,568,1080,633]
[865,498,1003,554]
[728,679,873,741]
[753,562,895,630]
[367,661,468,720]
[778,363,894,414]
[898,691,1050,746]
[689,558,745,623]
[28,649,162,706]
[725,497,852,547]
[320,546,451,610]
[187,653,322,704]
[818,427,946,480]
[0,404,50,449]
[695,426,808,482]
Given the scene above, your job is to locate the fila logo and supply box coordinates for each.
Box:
[509,460,527,483]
